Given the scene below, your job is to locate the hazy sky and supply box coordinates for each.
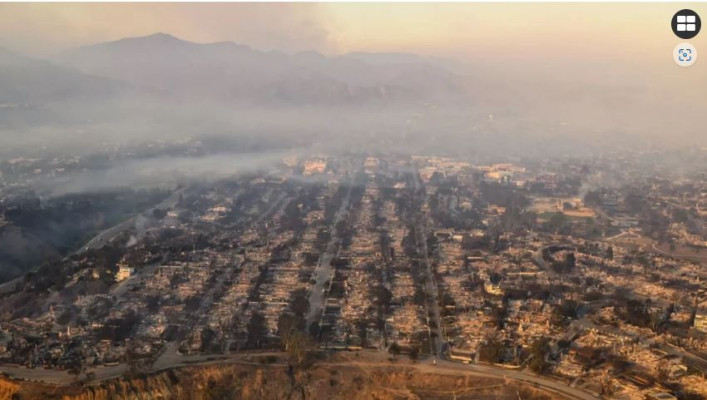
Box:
[0,3,704,152]
[1,3,705,63]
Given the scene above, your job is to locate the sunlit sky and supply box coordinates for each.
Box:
[0,3,704,60]
[0,3,705,87]
[0,3,704,149]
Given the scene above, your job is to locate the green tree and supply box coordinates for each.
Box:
[247,312,267,348]
[478,340,505,363]
[200,327,217,352]
[528,337,552,374]
[356,319,369,348]
[389,342,401,360]
[409,346,420,363]
[285,330,313,364]
[290,289,310,318]
[545,212,568,234]
[371,285,393,313]
[583,190,602,207]
[278,312,304,349]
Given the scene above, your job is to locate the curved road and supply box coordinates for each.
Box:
[0,352,597,400]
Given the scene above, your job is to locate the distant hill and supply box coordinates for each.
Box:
[0,47,128,105]
[55,33,467,105]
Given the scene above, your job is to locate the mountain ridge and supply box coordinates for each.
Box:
[53,32,467,105]
[0,45,129,104]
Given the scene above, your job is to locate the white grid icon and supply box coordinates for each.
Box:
[677,14,697,32]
